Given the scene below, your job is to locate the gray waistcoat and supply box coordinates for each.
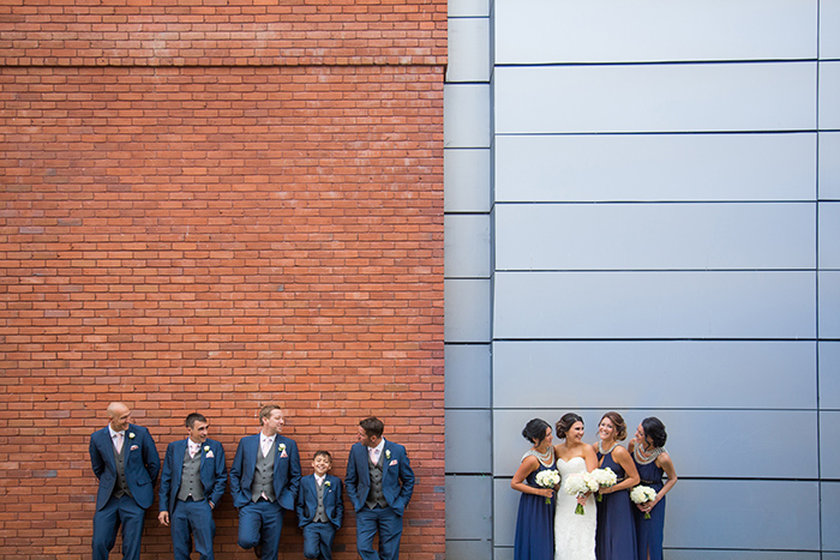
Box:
[251,442,276,502]
[314,479,328,522]
[365,452,388,509]
[112,442,130,499]
[177,445,205,502]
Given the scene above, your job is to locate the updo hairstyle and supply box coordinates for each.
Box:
[555,412,583,439]
[641,416,667,448]
[601,411,627,441]
[522,418,551,444]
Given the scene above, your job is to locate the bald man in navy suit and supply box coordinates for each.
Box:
[89,402,160,560]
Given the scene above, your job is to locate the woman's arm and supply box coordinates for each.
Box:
[511,455,553,499]
[600,446,639,494]
[638,451,677,513]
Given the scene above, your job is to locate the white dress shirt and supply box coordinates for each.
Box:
[368,438,385,464]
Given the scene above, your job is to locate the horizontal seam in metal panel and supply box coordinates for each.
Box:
[493,200,821,205]
[492,476,835,482]
[494,269,818,273]
[445,80,491,85]
[494,130,838,136]
[495,59,818,68]
[490,338,826,342]
[489,407,824,412]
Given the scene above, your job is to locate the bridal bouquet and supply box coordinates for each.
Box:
[562,472,598,515]
[534,469,560,505]
[590,467,617,502]
[630,485,657,519]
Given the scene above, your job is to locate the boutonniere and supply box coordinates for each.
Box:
[278,443,286,452]
[385,449,391,460]
[128,432,135,439]
[325,480,331,488]
[203,445,214,458]
[204,445,210,453]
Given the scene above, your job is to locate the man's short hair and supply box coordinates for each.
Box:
[359,417,384,438]
[186,412,207,428]
[259,404,281,425]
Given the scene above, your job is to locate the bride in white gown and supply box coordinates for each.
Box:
[553,413,598,560]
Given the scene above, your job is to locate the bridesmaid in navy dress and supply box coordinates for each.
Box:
[593,412,639,560]
[629,417,678,560]
[512,418,556,560]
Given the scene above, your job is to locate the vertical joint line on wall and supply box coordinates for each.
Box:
[488,0,497,554]
[815,2,822,556]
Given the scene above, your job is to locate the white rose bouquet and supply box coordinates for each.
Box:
[534,469,560,505]
[590,467,617,502]
[630,485,657,519]
[563,472,598,515]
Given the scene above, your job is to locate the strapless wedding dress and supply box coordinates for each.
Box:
[554,456,596,560]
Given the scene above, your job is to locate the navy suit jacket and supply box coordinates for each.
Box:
[158,438,227,513]
[345,439,415,516]
[230,433,301,510]
[89,424,161,511]
[296,473,344,530]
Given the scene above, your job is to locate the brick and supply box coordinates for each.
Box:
[1,6,444,559]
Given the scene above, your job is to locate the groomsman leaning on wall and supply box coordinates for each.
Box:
[230,404,302,560]
[158,412,227,560]
[89,402,161,560]
[345,416,415,560]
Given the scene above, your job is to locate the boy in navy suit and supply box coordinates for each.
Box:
[345,417,415,560]
[296,450,344,560]
[89,402,160,560]
[158,412,227,560]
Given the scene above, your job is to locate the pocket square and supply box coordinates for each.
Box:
[130,445,139,451]
[205,451,214,458]
[389,459,398,466]
[280,451,288,458]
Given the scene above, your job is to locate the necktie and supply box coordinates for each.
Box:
[114,432,123,454]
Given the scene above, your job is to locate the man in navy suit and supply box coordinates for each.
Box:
[345,417,415,560]
[230,404,301,560]
[158,412,227,560]
[296,450,344,560]
[89,402,161,560]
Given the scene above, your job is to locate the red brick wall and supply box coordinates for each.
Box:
[0,2,446,558]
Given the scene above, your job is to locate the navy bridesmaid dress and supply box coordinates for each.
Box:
[632,455,665,560]
[595,447,636,560]
[513,450,555,560]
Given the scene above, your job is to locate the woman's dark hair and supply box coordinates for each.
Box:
[555,412,583,439]
[522,418,551,444]
[641,417,667,448]
[600,411,627,441]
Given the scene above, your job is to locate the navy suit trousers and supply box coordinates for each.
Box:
[355,505,403,560]
[92,495,145,560]
[302,521,337,560]
[172,498,214,560]
[238,500,283,560]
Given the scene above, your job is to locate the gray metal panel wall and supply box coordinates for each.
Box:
[444,1,493,557]
[446,0,838,556]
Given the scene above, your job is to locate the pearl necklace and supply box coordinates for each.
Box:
[533,445,555,467]
[633,443,663,465]
[598,441,618,455]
